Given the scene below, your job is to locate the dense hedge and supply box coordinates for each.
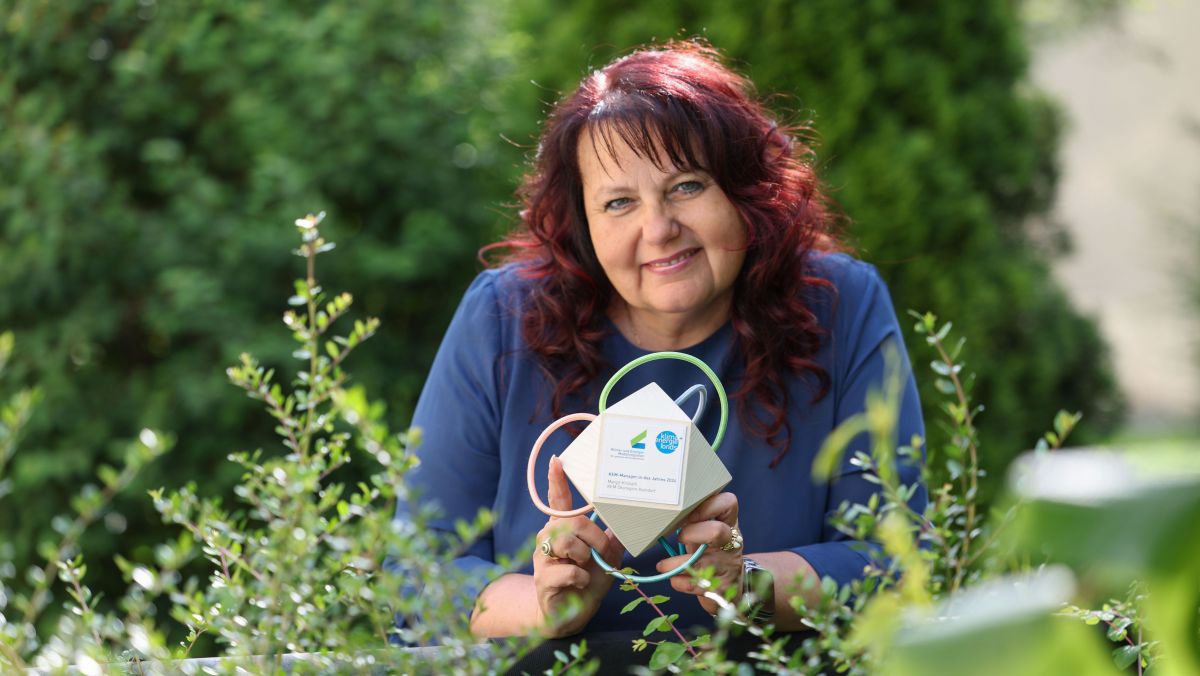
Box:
[503,0,1123,493]
[0,0,520,577]
[1,0,1121,595]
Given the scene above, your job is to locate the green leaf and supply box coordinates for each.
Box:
[1105,623,1127,642]
[621,597,644,614]
[1112,645,1138,670]
[949,336,967,360]
[643,616,663,636]
[648,641,687,670]
[1053,410,1081,441]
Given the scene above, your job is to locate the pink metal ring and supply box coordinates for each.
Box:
[527,412,597,518]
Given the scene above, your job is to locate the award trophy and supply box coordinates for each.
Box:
[526,352,731,582]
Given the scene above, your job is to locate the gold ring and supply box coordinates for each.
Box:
[720,526,743,552]
[540,537,557,558]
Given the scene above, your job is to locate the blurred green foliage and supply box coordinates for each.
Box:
[1009,449,1200,674]
[1,0,1121,607]
[504,0,1123,498]
[0,0,521,585]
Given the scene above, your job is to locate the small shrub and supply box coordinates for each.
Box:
[0,215,523,673]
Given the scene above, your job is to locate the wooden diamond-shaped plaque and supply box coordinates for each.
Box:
[558,383,731,556]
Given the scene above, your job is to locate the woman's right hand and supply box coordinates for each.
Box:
[532,456,624,637]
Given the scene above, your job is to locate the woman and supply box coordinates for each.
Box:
[398,41,926,638]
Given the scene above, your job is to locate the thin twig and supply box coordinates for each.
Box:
[66,573,104,647]
[183,629,206,658]
[931,335,980,594]
[1137,623,1143,676]
[302,240,319,461]
[177,520,264,582]
[628,582,698,659]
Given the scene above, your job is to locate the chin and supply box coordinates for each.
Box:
[647,295,708,317]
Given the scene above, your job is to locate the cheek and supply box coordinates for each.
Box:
[590,226,635,271]
[705,203,748,262]
[714,251,747,285]
[711,223,748,280]
[586,223,613,268]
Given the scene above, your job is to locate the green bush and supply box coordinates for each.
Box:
[0,0,521,586]
[501,0,1124,499]
[0,215,525,673]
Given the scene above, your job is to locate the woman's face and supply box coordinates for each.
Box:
[577,127,747,331]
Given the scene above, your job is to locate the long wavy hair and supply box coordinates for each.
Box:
[485,41,842,467]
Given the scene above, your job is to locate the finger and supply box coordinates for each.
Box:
[670,574,700,595]
[653,555,701,595]
[655,554,690,576]
[678,520,734,549]
[547,455,573,513]
[535,561,590,591]
[540,517,609,561]
[656,552,740,588]
[567,518,611,555]
[537,523,595,566]
[682,492,738,527]
[549,531,594,565]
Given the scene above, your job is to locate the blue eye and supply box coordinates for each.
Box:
[673,180,704,195]
[604,197,633,212]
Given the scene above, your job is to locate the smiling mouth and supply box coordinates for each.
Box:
[644,248,700,270]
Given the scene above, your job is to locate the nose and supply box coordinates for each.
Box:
[641,200,680,246]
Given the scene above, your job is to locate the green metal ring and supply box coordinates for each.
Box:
[598,351,728,451]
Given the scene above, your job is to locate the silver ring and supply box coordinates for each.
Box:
[720,526,743,552]
[540,536,557,558]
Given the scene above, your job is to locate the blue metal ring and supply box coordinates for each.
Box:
[588,513,706,584]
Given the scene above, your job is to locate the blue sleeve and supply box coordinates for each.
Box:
[392,271,507,619]
[791,260,928,586]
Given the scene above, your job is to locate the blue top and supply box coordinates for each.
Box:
[396,253,926,632]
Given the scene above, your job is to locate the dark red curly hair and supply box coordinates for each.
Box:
[485,41,842,467]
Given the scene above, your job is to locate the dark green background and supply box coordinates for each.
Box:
[0,0,1120,592]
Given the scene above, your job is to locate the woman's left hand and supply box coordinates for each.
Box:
[654,491,742,615]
